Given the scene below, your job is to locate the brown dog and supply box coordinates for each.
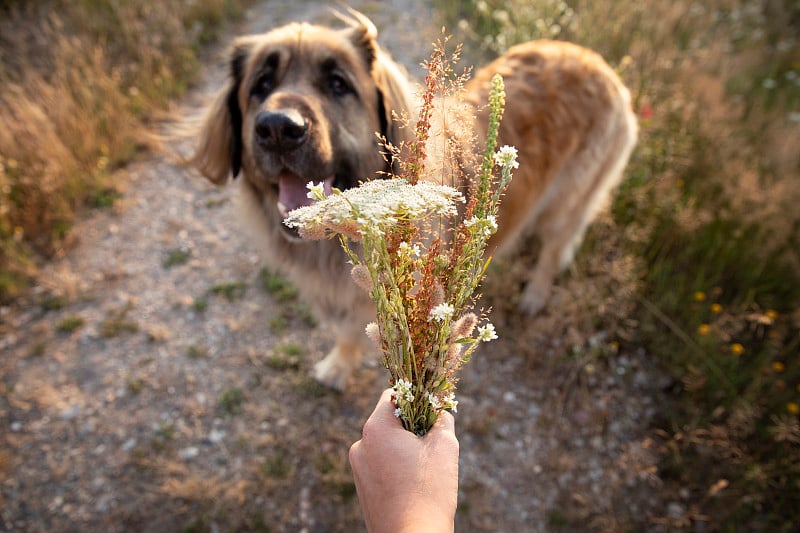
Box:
[191,11,637,390]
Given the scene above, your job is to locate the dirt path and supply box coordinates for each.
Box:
[1,1,669,531]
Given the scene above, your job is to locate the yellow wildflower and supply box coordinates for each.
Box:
[710,303,723,314]
[693,291,707,302]
[773,361,786,373]
[766,309,778,320]
[788,402,799,415]
[697,324,711,336]
[730,343,745,356]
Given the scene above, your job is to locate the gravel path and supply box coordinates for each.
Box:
[1,1,669,531]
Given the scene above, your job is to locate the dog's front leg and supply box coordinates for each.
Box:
[313,337,364,391]
[518,237,564,315]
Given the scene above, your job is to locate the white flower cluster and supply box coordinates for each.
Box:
[306,181,326,200]
[392,379,415,417]
[493,145,519,169]
[426,390,458,412]
[398,241,422,257]
[442,392,458,412]
[477,322,498,342]
[394,378,414,402]
[464,214,498,237]
[428,302,455,322]
[284,179,464,238]
[424,390,442,410]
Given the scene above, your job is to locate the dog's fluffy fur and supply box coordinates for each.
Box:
[191,11,637,390]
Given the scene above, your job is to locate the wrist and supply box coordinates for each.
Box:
[386,499,455,533]
[395,516,454,533]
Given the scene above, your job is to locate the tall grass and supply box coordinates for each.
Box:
[0,0,252,301]
[440,0,799,529]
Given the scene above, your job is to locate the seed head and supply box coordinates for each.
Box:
[351,264,373,292]
[450,313,478,340]
[365,322,381,345]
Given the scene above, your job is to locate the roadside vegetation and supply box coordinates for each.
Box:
[2,0,797,529]
[0,0,253,302]
[440,0,799,529]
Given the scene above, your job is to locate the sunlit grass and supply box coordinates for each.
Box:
[441,0,799,528]
[0,0,253,302]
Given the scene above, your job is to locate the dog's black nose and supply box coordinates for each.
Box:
[254,109,308,151]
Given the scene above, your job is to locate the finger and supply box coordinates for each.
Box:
[369,388,398,422]
[429,409,455,435]
[362,389,402,438]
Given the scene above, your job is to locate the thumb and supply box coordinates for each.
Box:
[361,388,403,439]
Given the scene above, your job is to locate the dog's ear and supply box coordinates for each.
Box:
[337,8,413,151]
[338,7,379,65]
[371,49,414,151]
[191,37,253,184]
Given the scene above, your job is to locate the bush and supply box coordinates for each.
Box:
[0,0,252,302]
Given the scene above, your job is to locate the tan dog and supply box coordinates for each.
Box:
[191,12,637,390]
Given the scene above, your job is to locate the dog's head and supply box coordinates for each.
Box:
[191,10,412,238]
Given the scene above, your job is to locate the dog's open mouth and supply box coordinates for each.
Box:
[276,171,334,219]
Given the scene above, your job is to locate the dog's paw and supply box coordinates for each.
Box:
[518,283,550,316]
[313,353,352,391]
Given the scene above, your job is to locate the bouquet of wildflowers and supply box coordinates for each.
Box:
[284,41,516,435]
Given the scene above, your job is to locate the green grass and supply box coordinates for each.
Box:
[88,187,122,209]
[162,248,192,269]
[99,303,139,338]
[265,343,305,371]
[57,315,85,333]
[295,376,330,399]
[260,448,292,480]
[209,280,247,302]
[186,344,210,359]
[268,315,288,333]
[441,0,800,529]
[256,269,319,330]
[39,294,68,312]
[258,267,299,302]
[191,297,209,313]
[218,387,245,416]
[28,342,47,358]
[127,377,146,395]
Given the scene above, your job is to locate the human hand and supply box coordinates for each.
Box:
[349,388,459,533]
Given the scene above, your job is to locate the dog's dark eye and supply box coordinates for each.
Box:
[253,73,275,98]
[328,73,352,97]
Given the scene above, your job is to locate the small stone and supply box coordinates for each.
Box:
[61,405,81,420]
[179,446,199,460]
[208,429,226,444]
[667,501,686,521]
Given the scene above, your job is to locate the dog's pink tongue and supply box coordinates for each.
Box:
[278,173,334,217]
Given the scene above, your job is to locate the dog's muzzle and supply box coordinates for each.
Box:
[251,109,335,238]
